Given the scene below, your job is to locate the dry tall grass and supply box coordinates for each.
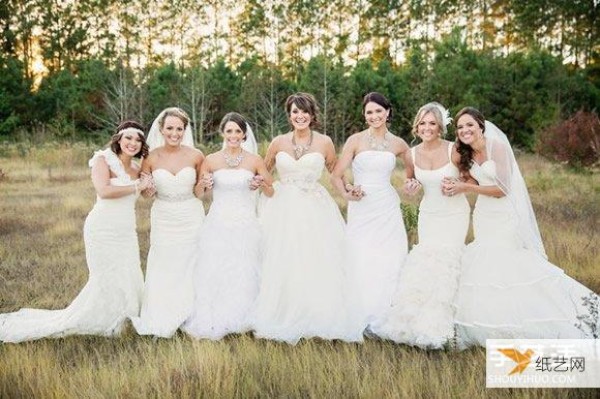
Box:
[0,143,598,398]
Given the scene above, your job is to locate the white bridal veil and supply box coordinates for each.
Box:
[222,123,258,155]
[484,120,547,259]
[146,108,195,151]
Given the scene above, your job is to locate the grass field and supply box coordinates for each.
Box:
[0,143,599,398]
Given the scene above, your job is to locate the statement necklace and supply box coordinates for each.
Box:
[292,131,313,159]
[367,128,390,151]
[223,150,244,168]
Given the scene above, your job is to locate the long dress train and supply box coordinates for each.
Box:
[0,149,144,343]
[454,161,597,348]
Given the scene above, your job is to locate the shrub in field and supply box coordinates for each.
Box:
[537,110,600,168]
[401,203,419,244]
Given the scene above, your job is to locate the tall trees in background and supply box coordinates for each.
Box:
[0,0,598,149]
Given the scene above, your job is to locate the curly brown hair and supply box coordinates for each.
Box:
[455,107,486,176]
[110,121,149,159]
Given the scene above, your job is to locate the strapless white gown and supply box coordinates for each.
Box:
[253,152,364,344]
[372,145,470,348]
[0,149,144,343]
[345,151,407,331]
[184,168,261,339]
[455,161,597,348]
[131,166,205,338]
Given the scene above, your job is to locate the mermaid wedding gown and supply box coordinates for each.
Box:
[131,166,204,338]
[454,160,597,347]
[253,151,363,344]
[184,168,261,339]
[345,150,408,331]
[0,149,144,343]
[372,144,470,348]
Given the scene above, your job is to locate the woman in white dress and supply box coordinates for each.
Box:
[0,122,152,343]
[331,92,412,332]
[253,92,364,344]
[184,112,273,339]
[131,107,205,338]
[371,103,471,349]
[448,107,597,347]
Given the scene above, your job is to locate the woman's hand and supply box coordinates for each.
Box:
[344,183,365,201]
[140,172,156,197]
[249,174,274,196]
[197,173,214,190]
[249,175,264,191]
[403,178,421,196]
[441,177,465,196]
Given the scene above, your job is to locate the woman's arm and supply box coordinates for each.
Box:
[263,137,279,173]
[194,154,213,199]
[140,155,156,198]
[91,156,142,199]
[323,136,338,174]
[330,135,362,201]
[397,138,415,180]
[253,156,275,197]
[447,179,505,197]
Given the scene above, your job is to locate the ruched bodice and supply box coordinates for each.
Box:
[276,151,324,184]
[209,169,256,223]
[352,151,395,187]
[152,167,197,202]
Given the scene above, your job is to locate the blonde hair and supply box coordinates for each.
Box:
[158,107,190,130]
[411,102,447,140]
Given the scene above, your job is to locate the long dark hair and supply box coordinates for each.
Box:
[219,112,248,141]
[455,107,486,176]
[110,121,149,159]
[362,92,392,122]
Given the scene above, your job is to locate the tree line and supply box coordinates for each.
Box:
[0,1,598,149]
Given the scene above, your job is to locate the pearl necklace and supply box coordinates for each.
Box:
[223,150,244,168]
[367,128,389,151]
[292,131,313,159]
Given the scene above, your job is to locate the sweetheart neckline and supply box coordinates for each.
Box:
[276,151,324,161]
[153,166,195,177]
[213,168,254,175]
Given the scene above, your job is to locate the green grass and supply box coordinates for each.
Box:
[0,144,599,398]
